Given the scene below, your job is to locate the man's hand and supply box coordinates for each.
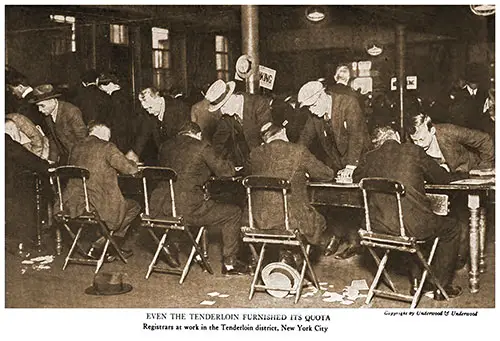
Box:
[125,150,140,163]
[336,165,356,183]
[440,163,451,172]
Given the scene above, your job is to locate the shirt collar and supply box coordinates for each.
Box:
[466,84,477,96]
[157,97,166,122]
[324,94,332,120]
[50,100,59,123]
[426,134,444,160]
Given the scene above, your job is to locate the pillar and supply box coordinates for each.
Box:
[241,5,259,94]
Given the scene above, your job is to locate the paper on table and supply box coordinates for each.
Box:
[450,178,495,185]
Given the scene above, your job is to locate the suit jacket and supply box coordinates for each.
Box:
[212,93,272,154]
[191,98,221,143]
[434,124,494,172]
[70,84,110,125]
[353,140,455,238]
[133,96,191,156]
[45,100,88,163]
[149,135,235,218]
[211,114,251,168]
[6,113,49,159]
[448,87,487,129]
[57,136,138,230]
[248,140,335,244]
[299,90,370,170]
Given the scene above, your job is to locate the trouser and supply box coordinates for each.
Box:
[408,215,460,287]
[186,200,242,260]
[319,207,362,245]
[93,199,141,248]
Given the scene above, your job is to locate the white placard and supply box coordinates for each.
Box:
[390,76,418,90]
[259,65,277,90]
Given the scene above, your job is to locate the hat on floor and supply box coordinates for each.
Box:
[28,84,61,103]
[262,262,301,298]
[85,272,133,296]
[205,79,236,112]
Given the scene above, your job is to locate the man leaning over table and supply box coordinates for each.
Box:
[407,108,494,269]
[297,80,371,260]
[353,124,464,300]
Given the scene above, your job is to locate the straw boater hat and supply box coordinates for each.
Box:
[297,81,324,108]
[261,262,301,298]
[235,54,254,79]
[28,84,61,104]
[205,79,236,112]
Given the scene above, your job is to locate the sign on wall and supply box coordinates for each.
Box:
[390,76,418,90]
[259,65,276,90]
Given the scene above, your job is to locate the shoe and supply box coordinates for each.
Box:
[409,282,435,296]
[222,258,250,276]
[279,250,297,269]
[455,257,467,270]
[334,244,361,260]
[161,243,181,268]
[434,285,463,301]
[324,236,342,257]
[105,248,134,263]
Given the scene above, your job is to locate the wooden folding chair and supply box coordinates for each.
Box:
[241,175,320,303]
[52,166,128,273]
[139,166,213,284]
[358,177,450,308]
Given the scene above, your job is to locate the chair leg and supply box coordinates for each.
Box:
[295,244,311,304]
[95,238,111,273]
[62,223,87,256]
[367,247,397,292]
[249,243,267,300]
[63,226,83,270]
[185,227,213,275]
[147,228,175,261]
[146,232,168,279]
[298,242,320,290]
[97,221,127,264]
[415,240,449,301]
[366,249,390,305]
[180,227,212,284]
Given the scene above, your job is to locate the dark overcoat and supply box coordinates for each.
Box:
[248,140,335,245]
[191,98,221,143]
[56,136,138,230]
[434,124,494,173]
[352,140,455,238]
[299,90,370,171]
[149,135,235,218]
[45,100,88,163]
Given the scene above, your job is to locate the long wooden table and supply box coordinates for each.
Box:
[309,179,495,293]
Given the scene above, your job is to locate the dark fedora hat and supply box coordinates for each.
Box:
[85,272,133,296]
[28,84,61,103]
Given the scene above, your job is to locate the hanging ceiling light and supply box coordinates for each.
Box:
[365,40,384,56]
[306,6,326,22]
[470,4,495,16]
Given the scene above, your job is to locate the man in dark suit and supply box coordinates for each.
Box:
[408,111,494,269]
[248,122,335,247]
[56,122,140,260]
[191,83,221,143]
[297,80,370,259]
[5,130,50,253]
[126,86,191,164]
[205,79,272,169]
[149,121,248,275]
[30,84,88,164]
[70,69,110,125]
[352,125,463,300]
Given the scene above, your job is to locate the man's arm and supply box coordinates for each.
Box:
[343,95,368,167]
[132,114,154,157]
[418,147,454,184]
[68,106,88,143]
[301,146,335,181]
[454,125,494,169]
[5,135,50,175]
[107,142,139,175]
[202,143,236,177]
[211,118,232,157]
[297,116,316,148]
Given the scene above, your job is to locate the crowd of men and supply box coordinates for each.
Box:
[5,62,495,300]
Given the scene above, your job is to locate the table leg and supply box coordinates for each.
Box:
[35,177,42,251]
[479,207,487,274]
[468,194,480,293]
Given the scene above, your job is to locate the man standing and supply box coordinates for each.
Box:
[205,79,272,168]
[30,84,88,164]
[70,69,109,125]
[249,122,335,248]
[56,122,140,260]
[190,83,221,143]
[297,80,370,259]
[127,86,191,163]
[149,121,248,275]
[352,125,463,300]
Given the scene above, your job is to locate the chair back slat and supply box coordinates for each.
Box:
[242,175,291,191]
[242,176,291,230]
[52,166,90,213]
[359,177,405,195]
[359,177,406,237]
[140,166,178,217]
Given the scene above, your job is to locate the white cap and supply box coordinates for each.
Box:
[297,81,324,108]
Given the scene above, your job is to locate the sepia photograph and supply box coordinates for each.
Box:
[2,3,496,329]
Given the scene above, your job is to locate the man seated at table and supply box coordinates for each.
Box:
[56,121,140,261]
[407,110,494,269]
[248,122,335,266]
[352,124,463,300]
[148,121,249,275]
[6,114,50,160]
